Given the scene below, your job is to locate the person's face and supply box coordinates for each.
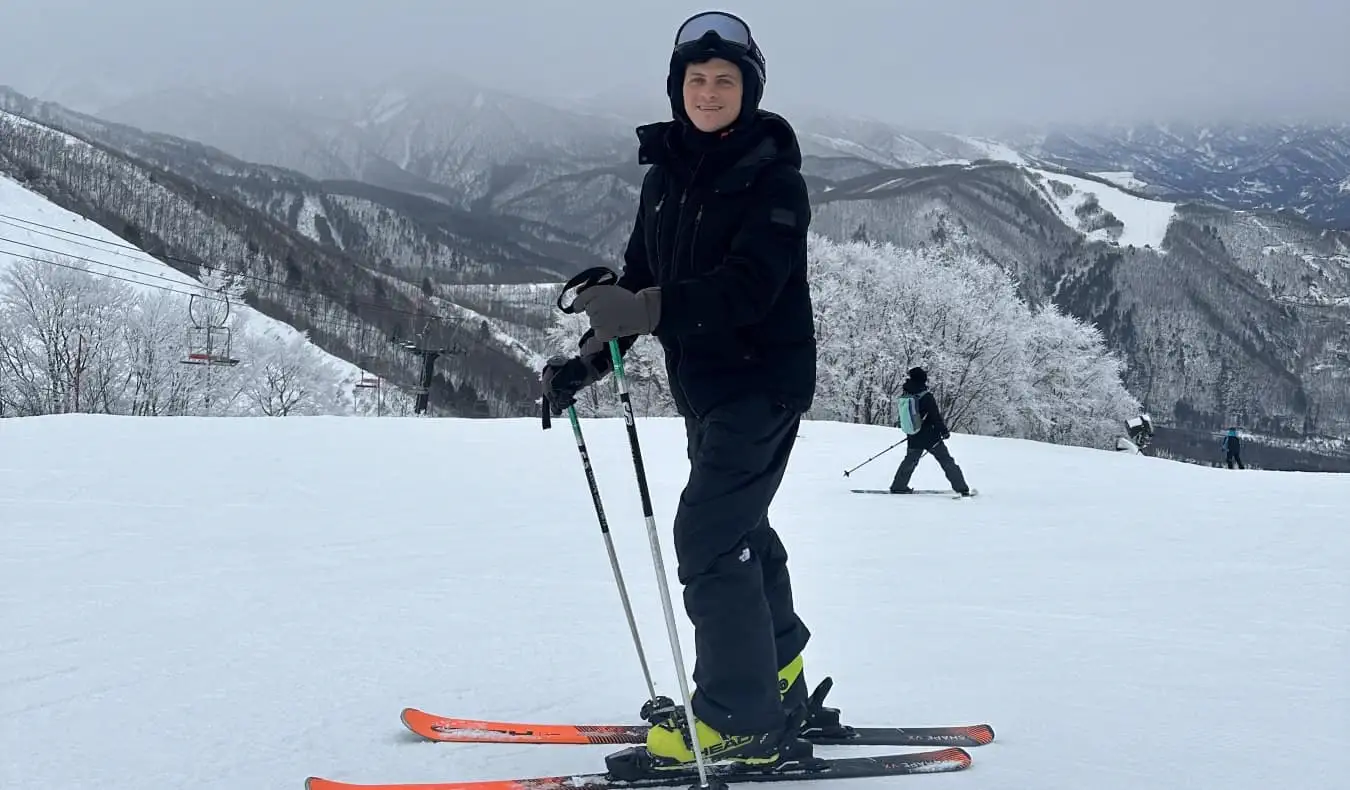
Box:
[682,57,743,132]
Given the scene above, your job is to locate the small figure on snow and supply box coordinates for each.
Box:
[1119,413,1154,454]
[540,9,829,773]
[889,367,972,496]
[1222,427,1245,469]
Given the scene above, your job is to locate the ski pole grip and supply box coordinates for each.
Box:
[557,266,619,314]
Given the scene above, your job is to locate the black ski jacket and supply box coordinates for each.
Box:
[605,111,816,418]
[902,378,949,451]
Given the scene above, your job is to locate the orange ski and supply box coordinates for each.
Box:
[400,707,993,749]
[401,707,646,745]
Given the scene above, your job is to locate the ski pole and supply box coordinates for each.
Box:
[843,436,908,477]
[605,336,714,789]
[567,402,664,707]
[557,265,714,789]
[541,379,669,714]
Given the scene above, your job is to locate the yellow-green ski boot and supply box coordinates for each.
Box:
[644,715,787,769]
[779,654,850,739]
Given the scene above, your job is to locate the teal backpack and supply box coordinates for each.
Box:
[897,391,926,435]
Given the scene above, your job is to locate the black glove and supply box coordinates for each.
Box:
[541,353,604,415]
[941,431,951,441]
[577,329,608,358]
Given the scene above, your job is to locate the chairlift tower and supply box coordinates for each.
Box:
[387,288,465,416]
[391,331,463,416]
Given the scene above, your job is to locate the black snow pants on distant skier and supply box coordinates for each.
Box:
[675,392,811,737]
[890,440,969,493]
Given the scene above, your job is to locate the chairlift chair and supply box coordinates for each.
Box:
[182,325,241,366]
[181,292,241,366]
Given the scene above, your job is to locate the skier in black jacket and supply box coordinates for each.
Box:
[889,367,972,495]
[1222,428,1244,469]
[540,10,821,771]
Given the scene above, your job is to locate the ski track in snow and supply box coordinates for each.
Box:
[2,415,1347,790]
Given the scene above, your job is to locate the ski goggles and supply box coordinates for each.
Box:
[674,11,754,53]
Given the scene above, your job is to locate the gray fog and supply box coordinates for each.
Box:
[3,0,1348,129]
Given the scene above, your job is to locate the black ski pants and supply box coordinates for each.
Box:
[675,393,811,736]
[890,440,969,492]
[1226,452,1244,469]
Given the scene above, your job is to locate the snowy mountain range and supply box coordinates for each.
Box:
[85,77,1350,230]
[1011,122,1350,229]
[0,91,593,416]
[2,82,1348,461]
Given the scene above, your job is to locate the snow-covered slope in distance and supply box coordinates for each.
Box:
[1025,167,1177,249]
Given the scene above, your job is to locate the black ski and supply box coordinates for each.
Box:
[304,747,973,790]
[850,488,977,498]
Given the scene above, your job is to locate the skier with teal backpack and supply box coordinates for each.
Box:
[889,367,972,496]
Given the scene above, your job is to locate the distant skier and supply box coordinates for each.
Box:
[1125,413,1154,452]
[889,367,972,496]
[1222,428,1244,469]
[540,10,825,773]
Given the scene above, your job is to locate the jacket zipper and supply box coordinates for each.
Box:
[689,205,704,269]
[652,193,667,274]
[669,165,705,419]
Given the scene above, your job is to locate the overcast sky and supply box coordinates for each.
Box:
[3,0,1347,129]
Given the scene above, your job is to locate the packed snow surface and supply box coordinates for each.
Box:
[3,415,1346,790]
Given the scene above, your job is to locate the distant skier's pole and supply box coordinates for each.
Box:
[843,436,908,477]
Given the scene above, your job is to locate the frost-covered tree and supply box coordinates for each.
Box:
[806,234,1138,449]
[237,330,348,416]
[0,257,133,415]
[809,237,1028,434]
[1015,303,1140,447]
[121,289,197,416]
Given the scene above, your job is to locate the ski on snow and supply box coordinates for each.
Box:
[399,707,995,749]
[850,488,978,499]
[304,747,974,790]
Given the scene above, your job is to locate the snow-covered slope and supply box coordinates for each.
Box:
[3,415,1345,790]
[1089,171,1150,191]
[0,172,371,385]
[1025,167,1176,249]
